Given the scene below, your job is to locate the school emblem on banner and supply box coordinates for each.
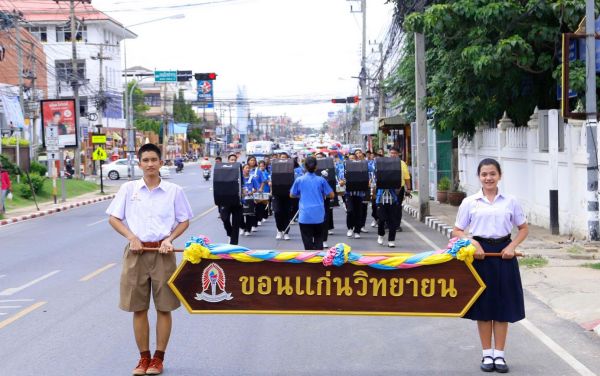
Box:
[195,263,233,303]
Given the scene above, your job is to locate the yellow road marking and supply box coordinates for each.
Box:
[79,263,117,282]
[191,206,217,223]
[0,302,46,330]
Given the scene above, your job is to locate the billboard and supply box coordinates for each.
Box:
[197,80,214,109]
[41,99,78,148]
[0,95,26,129]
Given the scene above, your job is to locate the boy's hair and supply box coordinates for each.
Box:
[137,143,162,160]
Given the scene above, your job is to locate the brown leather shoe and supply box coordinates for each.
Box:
[146,357,164,375]
[132,357,151,375]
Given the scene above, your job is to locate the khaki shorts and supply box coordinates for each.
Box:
[119,244,181,312]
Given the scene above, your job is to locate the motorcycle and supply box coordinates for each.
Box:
[175,160,184,173]
[202,169,211,181]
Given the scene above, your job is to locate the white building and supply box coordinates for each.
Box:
[12,1,135,131]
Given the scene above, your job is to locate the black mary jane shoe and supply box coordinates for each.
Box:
[494,357,509,373]
[480,356,495,372]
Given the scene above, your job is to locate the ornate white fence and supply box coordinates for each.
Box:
[458,109,589,238]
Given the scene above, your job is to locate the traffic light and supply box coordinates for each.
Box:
[331,96,360,104]
[195,72,217,80]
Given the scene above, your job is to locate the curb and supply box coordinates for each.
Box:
[403,203,453,239]
[0,194,115,227]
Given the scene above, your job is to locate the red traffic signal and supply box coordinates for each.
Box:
[195,72,217,80]
[331,96,360,104]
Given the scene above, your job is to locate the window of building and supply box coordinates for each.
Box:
[144,93,161,107]
[55,60,86,82]
[26,26,47,42]
[56,25,87,42]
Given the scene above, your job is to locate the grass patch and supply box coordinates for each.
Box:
[519,256,548,268]
[5,178,99,210]
[566,245,584,254]
[582,262,600,270]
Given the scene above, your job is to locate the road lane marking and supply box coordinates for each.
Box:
[520,319,596,376]
[191,206,217,223]
[400,220,443,250]
[0,270,61,296]
[80,263,116,282]
[86,218,106,227]
[0,302,46,330]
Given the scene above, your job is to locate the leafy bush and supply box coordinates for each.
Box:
[437,176,451,191]
[30,160,47,176]
[0,154,20,176]
[18,173,45,199]
[1,136,29,146]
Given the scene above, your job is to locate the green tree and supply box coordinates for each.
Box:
[187,127,204,144]
[173,89,200,124]
[386,0,596,136]
[125,80,162,135]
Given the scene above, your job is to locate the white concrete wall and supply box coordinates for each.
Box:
[458,110,589,238]
[40,21,126,129]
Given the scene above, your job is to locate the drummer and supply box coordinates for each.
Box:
[241,164,260,236]
[256,160,271,225]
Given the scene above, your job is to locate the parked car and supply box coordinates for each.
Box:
[102,159,170,180]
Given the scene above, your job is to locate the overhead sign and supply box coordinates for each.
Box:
[169,255,485,317]
[154,70,178,82]
[177,70,193,82]
[91,134,107,144]
[92,146,108,161]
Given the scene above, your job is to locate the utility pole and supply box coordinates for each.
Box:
[91,45,111,176]
[55,0,87,177]
[162,83,168,160]
[415,17,430,220]
[585,0,599,240]
[360,0,366,124]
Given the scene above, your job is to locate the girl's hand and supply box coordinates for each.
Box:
[501,246,516,259]
[471,239,485,260]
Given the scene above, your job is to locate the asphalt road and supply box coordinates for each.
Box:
[1,165,599,375]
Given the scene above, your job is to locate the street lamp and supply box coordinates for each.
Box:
[122,13,186,179]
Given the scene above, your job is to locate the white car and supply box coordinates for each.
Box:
[102,158,170,180]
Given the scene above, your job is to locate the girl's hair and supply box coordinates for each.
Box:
[304,156,317,173]
[247,156,256,164]
[477,158,502,176]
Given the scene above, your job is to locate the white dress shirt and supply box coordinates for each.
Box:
[106,179,193,242]
[455,188,526,238]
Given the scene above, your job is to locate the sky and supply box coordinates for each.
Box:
[92,0,395,129]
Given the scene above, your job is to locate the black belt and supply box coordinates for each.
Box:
[473,235,511,245]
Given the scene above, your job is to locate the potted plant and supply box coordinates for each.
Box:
[448,183,467,206]
[437,176,451,203]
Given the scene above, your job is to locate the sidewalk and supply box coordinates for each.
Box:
[404,195,600,336]
[0,183,118,226]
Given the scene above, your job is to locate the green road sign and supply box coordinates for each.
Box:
[154,70,177,82]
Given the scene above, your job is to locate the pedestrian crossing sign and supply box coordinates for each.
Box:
[93,146,108,161]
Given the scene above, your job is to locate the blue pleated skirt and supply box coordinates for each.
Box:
[463,239,525,323]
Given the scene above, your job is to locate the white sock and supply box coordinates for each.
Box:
[494,349,505,363]
[482,349,493,364]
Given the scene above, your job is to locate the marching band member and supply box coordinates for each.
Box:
[241,164,260,236]
[273,152,293,240]
[341,153,364,239]
[375,147,404,247]
[219,153,243,245]
[256,160,271,225]
[290,156,334,250]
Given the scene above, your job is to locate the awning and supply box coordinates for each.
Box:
[378,115,409,132]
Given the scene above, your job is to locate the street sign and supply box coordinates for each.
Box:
[92,146,108,161]
[169,250,485,317]
[45,125,59,151]
[177,70,193,82]
[91,134,107,144]
[154,70,177,82]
